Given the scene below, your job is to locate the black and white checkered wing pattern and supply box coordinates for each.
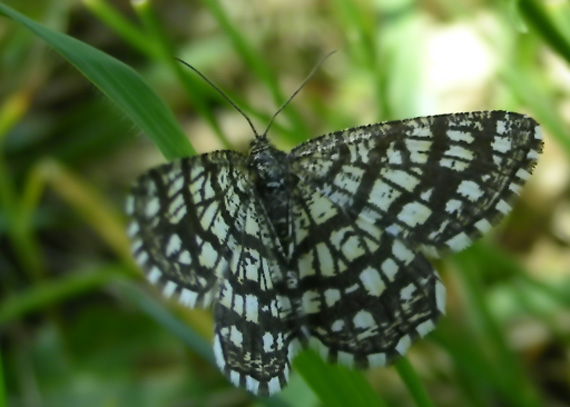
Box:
[213,196,293,396]
[289,111,542,258]
[127,109,542,396]
[289,182,445,366]
[126,152,292,396]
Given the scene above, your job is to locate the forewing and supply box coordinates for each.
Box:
[289,111,542,257]
[127,151,249,307]
[127,151,292,396]
[290,183,445,367]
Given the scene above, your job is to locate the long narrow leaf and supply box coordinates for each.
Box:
[0,265,127,325]
[0,2,193,161]
[519,0,570,65]
[293,349,387,407]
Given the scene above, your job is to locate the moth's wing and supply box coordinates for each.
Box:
[127,151,246,307]
[213,192,296,396]
[289,111,542,257]
[127,151,292,396]
[289,182,445,366]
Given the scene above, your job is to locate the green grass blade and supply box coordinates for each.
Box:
[116,280,215,365]
[452,247,543,407]
[518,0,570,64]
[201,0,309,143]
[502,65,570,160]
[394,358,435,407]
[0,265,127,326]
[0,2,193,161]
[0,345,5,407]
[132,0,232,149]
[83,0,155,58]
[293,349,387,407]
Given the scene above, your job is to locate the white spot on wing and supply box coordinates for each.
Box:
[440,157,469,172]
[400,283,416,301]
[331,319,345,332]
[527,149,540,160]
[446,199,462,214]
[368,353,387,366]
[229,326,243,348]
[416,319,435,337]
[345,283,359,294]
[445,145,474,161]
[147,266,162,283]
[369,180,401,210]
[166,233,182,255]
[127,222,139,237]
[262,332,275,353]
[179,288,198,307]
[496,199,512,215]
[324,288,341,307]
[178,250,192,265]
[436,281,446,313]
[392,240,414,263]
[213,335,225,370]
[125,195,135,215]
[492,135,511,153]
[474,218,492,234]
[145,197,160,218]
[302,290,321,314]
[230,370,240,387]
[136,251,149,265]
[168,194,186,223]
[395,334,412,355]
[245,294,259,322]
[167,176,184,197]
[381,258,399,281]
[267,377,282,395]
[163,280,177,298]
[337,351,354,367]
[516,168,531,181]
[411,125,432,137]
[420,188,433,201]
[198,240,218,268]
[405,139,432,164]
[359,267,386,296]
[496,120,507,135]
[334,166,365,196]
[397,202,432,227]
[509,182,522,195]
[446,232,472,251]
[308,193,337,224]
[457,180,484,201]
[316,243,334,276]
[353,310,375,330]
[246,376,260,394]
[381,169,420,192]
[448,129,474,143]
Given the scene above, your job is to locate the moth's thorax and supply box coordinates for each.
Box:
[248,137,288,184]
[248,136,294,248]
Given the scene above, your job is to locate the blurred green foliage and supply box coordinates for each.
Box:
[1,0,569,406]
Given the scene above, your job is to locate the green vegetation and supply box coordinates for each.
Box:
[1,0,569,406]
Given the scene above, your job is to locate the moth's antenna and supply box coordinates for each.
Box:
[175,58,260,138]
[262,50,337,137]
[176,50,336,139]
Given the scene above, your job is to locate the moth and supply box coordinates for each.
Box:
[126,59,542,395]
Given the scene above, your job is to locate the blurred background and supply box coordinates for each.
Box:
[1,0,569,406]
